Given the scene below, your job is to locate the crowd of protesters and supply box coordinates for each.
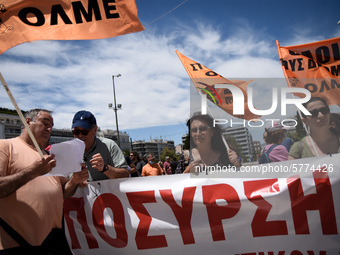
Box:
[0,96,339,254]
[259,97,340,163]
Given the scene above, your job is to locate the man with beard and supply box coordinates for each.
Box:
[71,110,129,181]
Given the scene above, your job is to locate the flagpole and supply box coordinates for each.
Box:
[0,73,44,158]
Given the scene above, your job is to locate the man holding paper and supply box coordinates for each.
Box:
[0,108,88,254]
[71,110,129,181]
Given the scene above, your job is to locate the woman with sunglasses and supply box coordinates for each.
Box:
[288,97,340,159]
[183,113,241,173]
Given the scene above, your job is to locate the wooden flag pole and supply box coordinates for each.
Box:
[0,73,44,158]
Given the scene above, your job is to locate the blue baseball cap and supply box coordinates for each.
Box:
[72,110,96,129]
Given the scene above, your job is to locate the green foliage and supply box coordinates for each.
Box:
[0,107,26,116]
[160,147,179,162]
[287,112,307,142]
[182,133,190,150]
[123,148,130,156]
[294,112,307,138]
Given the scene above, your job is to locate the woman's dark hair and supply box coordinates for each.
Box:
[131,151,140,161]
[330,113,340,136]
[186,113,227,153]
[301,97,329,118]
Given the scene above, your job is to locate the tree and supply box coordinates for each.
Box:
[182,133,190,150]
[122,148,130,156]
[160,147,179,162]
[0,107,26,115]
[287,112,307,142]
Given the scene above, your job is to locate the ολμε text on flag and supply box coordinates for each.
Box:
[0,0,144,54]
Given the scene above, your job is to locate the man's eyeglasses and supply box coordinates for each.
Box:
[308,107,330,118]
[72,129,90,136]
[190,126,209,133]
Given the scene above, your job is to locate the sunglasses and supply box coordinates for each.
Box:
[190,126,209,133]
[308,107,330,118]
[72,129,91,136]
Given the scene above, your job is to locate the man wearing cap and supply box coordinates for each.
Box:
[72,110,129,181]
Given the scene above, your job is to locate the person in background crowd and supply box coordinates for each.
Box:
[184,113,241,173]
[142,154,148,165]
[163,156,172,175]
[289,97,340,159]
[176,150,190,174]
[170,157,178,174]
[329,112,340,136]
[72,110,129,181]
[260,121,289,163]
[129,151,144,177]
[158,160,164,171]
[281,130,294,152]
[142,153,164,176]
[125,155,136,177]
[238,155,243,165]
[0,109,88,255]
[126,152,142,177]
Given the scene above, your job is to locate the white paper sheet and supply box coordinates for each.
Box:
[47,138,85,177]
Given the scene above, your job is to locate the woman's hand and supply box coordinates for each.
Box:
[183,160,204,174]
[228,149,241,167]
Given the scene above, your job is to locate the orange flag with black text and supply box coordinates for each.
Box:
[0,0,144,55]
[277,37,340,106]
[176,50,260,120]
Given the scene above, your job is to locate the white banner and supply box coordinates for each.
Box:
[64,154,340,255]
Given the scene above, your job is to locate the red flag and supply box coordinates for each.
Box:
[0,0,144,54]
[277,37,340,106]
[176,50,260,120]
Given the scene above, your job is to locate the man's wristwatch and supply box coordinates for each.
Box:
[102,164,109,173]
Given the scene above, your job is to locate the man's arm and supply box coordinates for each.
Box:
[103,165,129,179]
[62,165,89,199]
[90,153,129,179]
[128,162,137,174]
[0,155,56,198]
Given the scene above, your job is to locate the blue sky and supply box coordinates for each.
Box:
[1,0,340,145]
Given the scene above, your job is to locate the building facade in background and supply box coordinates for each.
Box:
[223,126,255,162]
[132,139,175,160]
[0,112,177,157]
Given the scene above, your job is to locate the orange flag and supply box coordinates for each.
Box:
[0,0,144,54]
[176,50,260,120]
[277,37,340,106]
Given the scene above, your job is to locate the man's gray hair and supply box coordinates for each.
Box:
[24,108,52,121]
[22,109,52,129]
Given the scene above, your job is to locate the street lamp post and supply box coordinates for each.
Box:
[111,74,121,147]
